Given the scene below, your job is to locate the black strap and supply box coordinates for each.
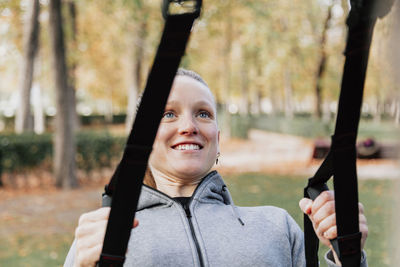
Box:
[98,1,202,266]
[304,1,394,266]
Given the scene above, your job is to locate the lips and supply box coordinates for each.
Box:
[172,142,203,150]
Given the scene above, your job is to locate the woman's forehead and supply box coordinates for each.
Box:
[169,76,216,107]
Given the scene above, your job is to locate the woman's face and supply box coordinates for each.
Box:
[149,75,220,181]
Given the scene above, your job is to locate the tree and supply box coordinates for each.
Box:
[388,1,400,124]
[49,0,78,188]
[125,0,149,133]
[221,0,233,137]
[15,0,40,133]
[65,0,80,131]
[314,2,333,119]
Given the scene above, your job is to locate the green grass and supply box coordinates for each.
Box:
[250,115,400,141]
[1,173,398,266]
[225,173,399,267]
[0,233,72,267]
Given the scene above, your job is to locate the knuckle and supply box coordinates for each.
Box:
[78,213,89,225]
[359,214,367,224]
[75,227,81,238]
[328,226,337,238]
[311,213,320,224]
[358,202,365,212]
[326,200,335,212]
[321,190,333,200]
[360,224,368,233]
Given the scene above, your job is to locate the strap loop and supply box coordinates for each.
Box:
[98,253,125,267]
[337,232,363,258]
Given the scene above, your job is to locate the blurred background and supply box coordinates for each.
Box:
[0,0,399,266]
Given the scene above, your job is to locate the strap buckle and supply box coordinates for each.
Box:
[347,0,394,27]
[162,0,202,19]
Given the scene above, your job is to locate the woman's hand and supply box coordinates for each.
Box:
[299,191,368,257]
[73,207,139,267]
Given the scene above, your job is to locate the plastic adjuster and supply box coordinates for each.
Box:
[162,0,202,19]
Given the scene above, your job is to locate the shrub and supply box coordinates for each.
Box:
[0,132,126,175]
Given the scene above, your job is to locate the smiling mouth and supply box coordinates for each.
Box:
[173,144,202,150]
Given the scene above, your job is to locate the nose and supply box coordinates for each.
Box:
[179,114,198,135]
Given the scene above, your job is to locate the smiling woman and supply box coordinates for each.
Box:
[64,69,368,267]
[147,72,220,196]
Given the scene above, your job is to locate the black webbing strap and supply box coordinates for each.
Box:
[98,1,202,266]
[304,1,394,266]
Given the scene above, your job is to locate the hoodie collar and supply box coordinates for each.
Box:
[137,171,231,211]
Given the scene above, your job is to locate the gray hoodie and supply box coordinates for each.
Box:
[64,171,367,267]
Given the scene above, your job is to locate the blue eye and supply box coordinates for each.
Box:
[163,111,175,119]
[198,111,211,118]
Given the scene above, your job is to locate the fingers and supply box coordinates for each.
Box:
[299,198,312,215]
[133,219,139,228]
[78,207,111,225]
[358,202,368,249]
[75,243,103,267]
[311,190,334,215]
[315,213,336,239]
[300,191,369,251]
[74,207,140,267]
[312,198,335,226]
[74,208,111,267]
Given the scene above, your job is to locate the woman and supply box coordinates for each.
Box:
[64,69,368,267]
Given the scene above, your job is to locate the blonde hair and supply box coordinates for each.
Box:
[143,168,157,188]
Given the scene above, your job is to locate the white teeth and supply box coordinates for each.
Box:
[176,144,200,150]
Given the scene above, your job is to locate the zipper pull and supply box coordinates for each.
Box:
[183,203,192,218]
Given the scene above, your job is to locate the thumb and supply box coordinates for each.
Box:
[133,219,139,228]
[299,198,313,215]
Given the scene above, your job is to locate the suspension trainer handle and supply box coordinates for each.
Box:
[162,0,202,19]
[304,0,394,267]
[97,1,202,266]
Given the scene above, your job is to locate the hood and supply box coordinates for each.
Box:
[137,171,233,211]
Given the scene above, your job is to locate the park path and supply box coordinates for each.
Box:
[219,129,314,175]
[219,129,400,180]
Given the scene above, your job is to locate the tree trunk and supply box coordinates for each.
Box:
[253,90,262,115]
[66,0,80,131]
[239,46,250,115]
[284,69,294,119]
[314,3,333,119]
[0,149,3,187]
[395,100,400,125]
[126,19,147,133]
[222,2,233,137]
[388,1,400,85]
[32,83,45,134]
[49,0,78,189]
[15,0,40,133]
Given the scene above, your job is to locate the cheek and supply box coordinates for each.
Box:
[153,125,173,148]
[204,125,219,147]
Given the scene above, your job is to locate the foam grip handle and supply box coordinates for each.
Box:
[307,183,329,201]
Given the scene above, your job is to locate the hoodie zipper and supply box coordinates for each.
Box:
[142,171,217,267]
[182,200,205,267]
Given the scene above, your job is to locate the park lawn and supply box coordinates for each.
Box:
[226,173,399,267]
[0,173,398,266]
[0,233,72,267]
